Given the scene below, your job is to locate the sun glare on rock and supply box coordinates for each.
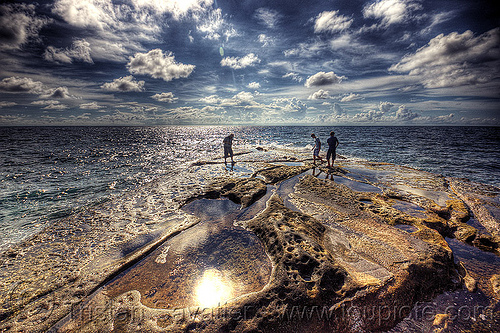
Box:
[195,269,233,308]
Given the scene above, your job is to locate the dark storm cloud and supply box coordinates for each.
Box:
[0,77,43,93]
[0,3,51,50]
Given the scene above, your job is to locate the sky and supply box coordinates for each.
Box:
[0,0,499,126]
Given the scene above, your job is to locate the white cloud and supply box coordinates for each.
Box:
[0,3,51,50]
[270,98,307,119]
[254,8,280,28]
[420,11,455,36]
[43,103,68,110]
[268,61,293,71]
[390,28,500,88]
[130,0,213,18]
[434,114,455,122]
[308,89,330,99]
[232,91,254,103]
[284,40,328,58]
[220,53,261,70]
[32,99,68,109]
[353,109,385,121]
[363,0,422,27]
[151,92,178,103]
[247,82,261,89]
[127,49,195,82]
[379,101,395,113]
[305,71,345,87]
[395,105,419,120]
[332,103,346,116]
[258,34,273,46]
[314,11,353,33]
[158,105,225,124]
[391,29,500,71]
[328,34,370,55]
[340,93,362,102]
[44,39,93,64]
[0,101,16,108]
[52,0,141,62]
[199,95,222,104]
[52,0,209,63]
[80,102,102,109]
[196,8,237,41]
[53,0,115,30]
[199,92,258,108]
[351,102,421,123]
[0,77,44,93]
[69,112,91,120]
[40,87,74,99]
[197,8,223,40]
[84,37,143,63]
[283,72,303,82]
[53,0,212,30]
[31,100,57,105]
[101,76,145,92]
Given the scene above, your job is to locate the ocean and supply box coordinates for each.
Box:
[0,126,499,250]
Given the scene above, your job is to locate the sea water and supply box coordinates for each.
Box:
[0,126,499,250]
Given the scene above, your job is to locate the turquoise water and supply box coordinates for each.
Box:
[1,126,499,250]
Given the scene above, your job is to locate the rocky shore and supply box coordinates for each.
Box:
[1,147,499,332]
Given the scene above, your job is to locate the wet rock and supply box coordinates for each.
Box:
[449,178,500,237]
[5,152,499,333]
[457,261,477,293]
[280,175,458,331]
[473,233,500,254]
[491,274,500,298]
[104,198,272,310]
[222,178,267,207]
[205,177,267,207]
[73,186,456,332]
[257,165,311,184]
[453,223,478,243]
[432,313,450,329]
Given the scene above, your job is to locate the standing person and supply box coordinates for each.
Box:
[223,133,235,165]
[310,133,324,165]
[326,131,340,168]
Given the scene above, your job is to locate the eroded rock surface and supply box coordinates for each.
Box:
[2,150,499,333]
[256,164,312,184]
[203,177,268,208]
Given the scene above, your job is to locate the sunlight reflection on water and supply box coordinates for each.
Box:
[195,268,233,308]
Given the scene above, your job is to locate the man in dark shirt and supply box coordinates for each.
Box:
[326,131,339,167]
[223,133,234,165]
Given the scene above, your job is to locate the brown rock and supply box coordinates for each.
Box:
[257,165,311,184]
[221,177,267,207]
[203,177,268,207]
[491,274,500,298]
